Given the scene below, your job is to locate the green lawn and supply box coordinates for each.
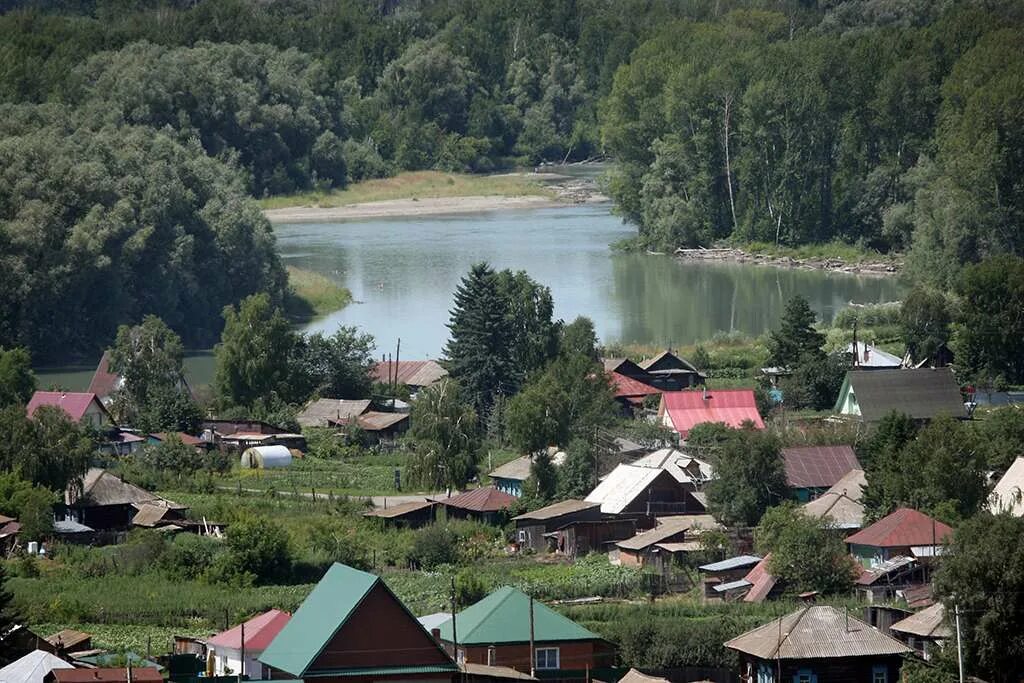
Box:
[285,266,352,318]
[260,171,552,210]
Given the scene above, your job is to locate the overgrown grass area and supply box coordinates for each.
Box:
[260,171,552,209]
[218,455,411,497]
[740,240,901,264]
[284,265,351,319]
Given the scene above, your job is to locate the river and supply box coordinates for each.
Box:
[37,192,903,389]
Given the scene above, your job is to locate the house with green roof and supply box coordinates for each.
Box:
[436,586,614,679]
[259,563,457,682]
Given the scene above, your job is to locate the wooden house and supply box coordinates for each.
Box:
[834,368,966,422]
[802,469,866,531]
[845,508,952,568]
[889,603,952,661]
[363,500,437,528]
[724,605,912,683]
[26,391,112,431]
[637,351,706,390]
[585,464,707,518]
[544,519,638,558]
[782,445,860,502]
[657,389,764,439]
[61,468,187,531]
[437,586,614,680]
[297,399,371,429]
[613,515,718,570]
[511,500,602,552]
[436,487,516,524]
[371,360,448,394]
[259,563,458,683]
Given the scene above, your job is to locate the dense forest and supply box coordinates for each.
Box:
[0,0,1022,360]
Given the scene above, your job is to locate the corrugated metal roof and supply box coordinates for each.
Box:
[610,372,662,398]
[661,390,764,437]
[208,609,291,652]
[437,586,600,645]
[513,499,600,522]
[616,515,718,551]
[856,556,917,586]
[618,668,671,683]
[713,579,752,593]
[363,500,435,519]
[437,486,516,513]
[461,663,536,680]
[742,555,777,603]
[26,391,107,423]
[845,508,953,548]
[417,612,453,632]
[654,541,703,553]
[840,368,966,421]
[782,445,860,489]
[699,555,763,572]
[724,605,912,659]
[890,603,952,639]
[631,449,713,484]
[0,649,73,683]
[803,469,866,529]
[489,455,533,481]
[297,399,371,428]
[371,360,448,388]
[87,351,121,400]
[990,456,1024,516]
[356,411,409,431]
[585,465,665,514]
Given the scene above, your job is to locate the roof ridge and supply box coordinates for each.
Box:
[769,605,812,659]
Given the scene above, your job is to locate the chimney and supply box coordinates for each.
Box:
[431,628,442,643]
[702,386,709,401]
[863,345,870,363]
[487,645,496,666]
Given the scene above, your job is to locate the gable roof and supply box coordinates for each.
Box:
[87,351,121,400]
[208,609,291,652]
[261,563,453,677]
[489,455,533,482]
[660,390,764,437]
[616,515,718,551]
[437,487,515,513]
[889,603,952,639]
[990,456,1024,516]
[631,448,714,484]
[837,368,966,422]
[803,469,867,529]
[742,554,778,603]
[725,605,911,659]
[639,351,701,375]
[363,500,436,520]
[67,468,186,510]
[356,411,409,432]
[845,508,953,548]
[585,464,668,514]
[609,372,662,399]
[26,391,109,423]
[782,445,860,489]
[297,398,371,428]
[371,360,448,388]
[512,499,600,522]
[437,586,600,645]
[0,649,73,683]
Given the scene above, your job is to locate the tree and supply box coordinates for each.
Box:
[307,520,369,570]
[0,406,93,492]
[0,347,35,408]
[756,503,856,595]
[705,428,787,527]
[855,411,918,472]
[214,293,297,409]
[109,316,199,432]
[221,516,293,584]
[781,351,849,410]
[900,288,951,363]
[863,415,987,524]
[934,513,1024,683]
[0,471,55,540]
[519,451,559,511]
[766,295,825,368]
[558,438,598,499]
[954,256,1024,384]
[973,407,1024,473]
[0,563,21,666]
[559,316,599,360]
[444,263,512,416]
[495,269,559,385]
[408,379,479,492]
[293,327,375,400]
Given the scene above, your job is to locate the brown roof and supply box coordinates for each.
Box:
[512,500,599,522]
[298,398,371,428]
[890,603,953,639]
[45,628,91,650]
[616,515,718,551]
[618,669,671,683]
[132,503,183,527]
[742,554,778,603]
[371,360,448,388]
[68,468,186,510]
[461,663,536,680]
[52,668,163,682]
[151,432,203,446]
[845,508,953,548]
[783,445,860,489]
[87,350,120,400]
[843,368,966,421]
[436,487,516,513]
[725,605,912,659]
[355,411,409,431]
[363,500,436,519]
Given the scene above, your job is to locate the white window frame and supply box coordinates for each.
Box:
[518,530,528,543]
[872,667,888,683]
[535,647,560,670]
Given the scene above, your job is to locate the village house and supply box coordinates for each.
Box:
[989,456,1024,515]
[435,487,516,524]
[889,603,951,661]
[355,410,410,445]
[657,389,764,439]
[724,605,912,683]
[845,507,953,568]
[26,391,112,431]
[781,445,861,502]
[208,609,291,679]
[801,469,867,530]
[297,398,372,428]
[834,368,966,422]
[260,563,458,682]
[490,450,566,497]
[372,359,448,394]
[437,586,614,679]
[854,556,927,604]
[585,458,708,518]
[0,649,72,683]
[698,555,763,602]
[637,351,706,390]
[512,500,602,552]
[363,500,438,528]
[613,515,719,570]
[543,518,638,559]
[845,341,903,370]
[60,468,187,532]
[88,350,194,408]
[43,629,91,656]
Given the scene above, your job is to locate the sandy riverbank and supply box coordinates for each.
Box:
[264,194,567,223]
[674,246,902,276]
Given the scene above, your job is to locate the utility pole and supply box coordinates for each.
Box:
[955,602,965,683]
[240,621,246,680]
[529,595,536,677]
[450,577,459,665]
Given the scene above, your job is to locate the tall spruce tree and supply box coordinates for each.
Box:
[767,295,826,368]
[443,263,512,415]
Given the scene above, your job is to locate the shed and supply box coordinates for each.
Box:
[363,500,437,528]
[240,445,293,469]
[44,629,92,654]
[614,515,718,570]
[353,411,410,444]
[699,555,763,601]
[512,500,601,552]
[0,650,73,683]
[889,603,952,661]
[545,519,638,558]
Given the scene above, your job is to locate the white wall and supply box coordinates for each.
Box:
[212,646,269,680]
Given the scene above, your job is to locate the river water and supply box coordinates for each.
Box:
[38,193,903,389]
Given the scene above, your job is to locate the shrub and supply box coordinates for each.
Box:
[408,525,458,569]
[218,517,293,584]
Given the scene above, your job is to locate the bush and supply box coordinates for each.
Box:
[408,525,458,569]
[161,533,221,581]
[217,517,294,585]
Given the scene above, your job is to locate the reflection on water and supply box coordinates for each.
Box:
[37,203,903,390]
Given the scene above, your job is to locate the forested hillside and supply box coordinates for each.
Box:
[1,0,1022,360]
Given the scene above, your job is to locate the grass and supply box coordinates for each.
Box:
[285,265,351,318]
[740,240,901,264]
[260,171,553,210]
[214,455,415,497]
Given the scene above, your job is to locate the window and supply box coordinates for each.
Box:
[456,649,465,664]
[535,648,560,670]
[793,668,816,683]
[517,530,528,543]
[872,666,888,683]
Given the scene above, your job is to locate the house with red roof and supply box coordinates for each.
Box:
[26,391,112,430]
[208,609,291,680]
[781,445,861,502]
[845,508,953,568]
[657,389,764,438]
[434,487,516,524]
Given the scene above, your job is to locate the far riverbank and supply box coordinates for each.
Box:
[673,244,903,276]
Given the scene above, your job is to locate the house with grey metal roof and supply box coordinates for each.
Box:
[512,500,602,552]
[889,603,952,661]
[802,469,867,530]
[725,605,911,683]
[834,368,966,422]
